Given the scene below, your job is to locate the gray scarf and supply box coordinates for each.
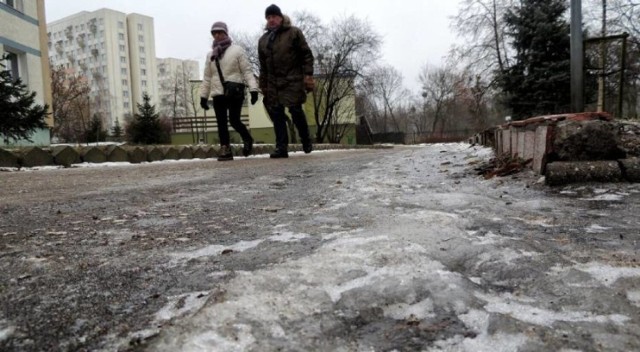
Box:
[211,38,232,61]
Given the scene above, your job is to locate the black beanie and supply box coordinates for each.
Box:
[265,4,283,18]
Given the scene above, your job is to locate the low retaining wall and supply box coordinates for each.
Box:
[471,112,640,185]
[0,143,371,169]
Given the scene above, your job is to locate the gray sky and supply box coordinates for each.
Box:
[45,0,460,92]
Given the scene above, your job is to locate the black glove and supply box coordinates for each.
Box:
[250,91,259,105]
[200,97,209,110]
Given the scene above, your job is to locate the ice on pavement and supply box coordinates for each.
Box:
[154,291,211,322]
[575,262,640,287]
[0,324,15,342]
[477,292,630,326]
[147,143,639,351]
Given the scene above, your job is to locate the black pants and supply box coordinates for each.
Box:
[267,104,310,150]
[212,95,252,146]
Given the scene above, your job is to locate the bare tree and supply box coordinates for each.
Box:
[236,12,381,142]
[362,65,410,133]
[50,65,91,142]
[233,31,262,75]
[609,0,639,41]
[584,0,638,41]
[419,64,465,133]
[292,10,325,55]
[450,0,515,78]
[311,15,382,143]
[583,0,640,118]
[412,93,432,136]
[235,11,324,76]
[187,80,204,142]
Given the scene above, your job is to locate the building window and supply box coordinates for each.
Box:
[124,102,130,108]
[122,79,128,85]
[137,23,143,31]
[121,68,127,75]
[140,58,146,65]
[120,56,126,63]
[119,44,125,52]
[141,80,147,87]
[1,0,24,12]
[138,35,144,42]
[118,21,124,29]
[118,33,125,40]
[4,52,20,81]
[123,91,129,97]
[141,69,146,76]
[139,46,145,53]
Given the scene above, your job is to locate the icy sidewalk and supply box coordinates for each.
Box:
[144,143,640,352]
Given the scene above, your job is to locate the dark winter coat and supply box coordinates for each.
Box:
[258,15,314,107]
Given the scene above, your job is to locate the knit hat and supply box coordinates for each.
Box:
[210,21,228,35]
[265,4,283,18]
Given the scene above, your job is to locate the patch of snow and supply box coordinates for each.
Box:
[171,239,264,260]
[510,216,556,227]
[206,271,232,279]
[0,325,15,342]
[473,249,537,270]
[580,194,625,201]
[427,309,528,352]
[155,291,210,322]
[576,262,640,287]
[477,292,630,327]
[268,231,310,242]
[627,291,640,307]
[383,298,436,320]
[470,231,504,245]
[188,323,256,352]
[585,224,612,233]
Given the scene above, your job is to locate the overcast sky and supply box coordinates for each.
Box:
[45,0,461,93]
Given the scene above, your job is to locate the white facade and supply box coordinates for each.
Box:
[157,57,199,118]
[1,0,52,146]
[47,8,159,129]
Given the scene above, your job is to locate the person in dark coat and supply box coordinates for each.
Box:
[258,4,315,158]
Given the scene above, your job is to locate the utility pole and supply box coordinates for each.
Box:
[570,0,584,112]
[597,0,607,112]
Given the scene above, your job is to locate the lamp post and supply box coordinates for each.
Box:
[570,0,584,112]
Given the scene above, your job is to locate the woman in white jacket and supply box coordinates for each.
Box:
[200,21,259,161]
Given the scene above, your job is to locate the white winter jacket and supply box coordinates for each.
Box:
[200,44,258,98]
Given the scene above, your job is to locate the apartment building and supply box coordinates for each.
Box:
[47,8,159,130]
[157,57,199,118]
[1,0,53,146]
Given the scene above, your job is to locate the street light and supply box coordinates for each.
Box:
[570,0,584,112]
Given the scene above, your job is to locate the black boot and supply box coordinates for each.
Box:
[269,148,288,159]
[217,145,233,161]
[302,140,313,154]
[242,138,253,157]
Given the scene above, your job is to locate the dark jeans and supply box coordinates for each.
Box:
[212,95,252,146]
[266,104,310,150]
